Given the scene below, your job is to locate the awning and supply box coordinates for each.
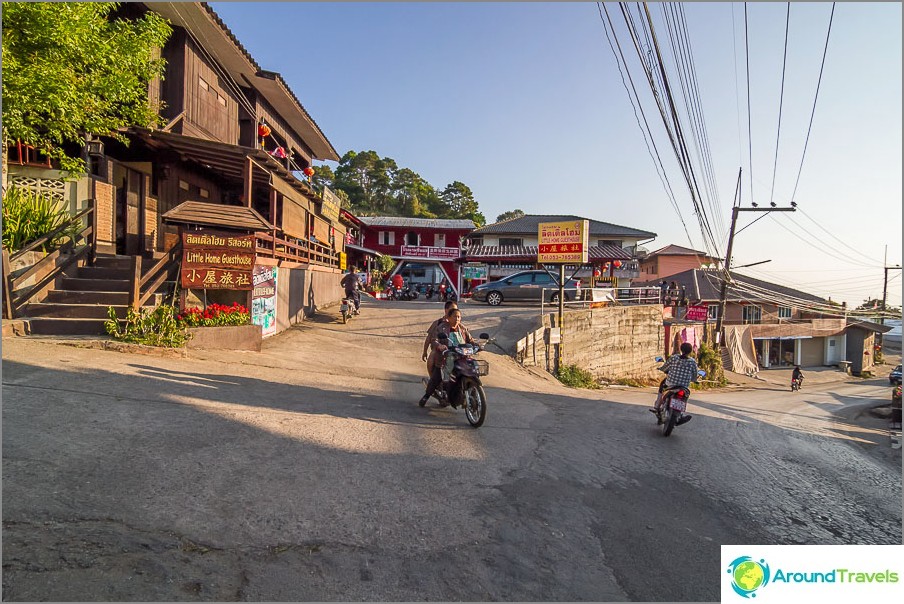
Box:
[162,200,272,231]
[461,244,631,261]
[346,243,384,258]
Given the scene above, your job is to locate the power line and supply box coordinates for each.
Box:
[790,2,836,203]
[795,205,885,266]
[595,2,697,248]
[769,3,791,207]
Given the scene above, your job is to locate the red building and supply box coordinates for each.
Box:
[358,217,476,295]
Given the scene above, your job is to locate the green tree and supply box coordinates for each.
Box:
[2,2,172,174]
[310,165,335,193]
[496,209,525,223]
[391,168,437,218]
[441,181,483,225]
[333,150,398,214]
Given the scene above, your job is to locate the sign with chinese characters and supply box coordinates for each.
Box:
[399,245,461,260]
[181,268,252,290]
[538,220,589,264]
[181,229,254,290]
[251,265,278,337]
[321,186,342,224]
[685,304,710,322]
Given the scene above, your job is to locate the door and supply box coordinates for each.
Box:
[116,167,144,256]
[504,273,535,300]
[532,272,556,301]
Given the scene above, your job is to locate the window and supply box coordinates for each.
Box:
[469,236,483,247]
[778,306,792,319]
[199,188,209,199]
[379,231,395,246]
[435,233,446,247]
[199,77,209,91]
[533,273,555,285]
[598,239,622,247]
[742,305,762,324]
[507,274,534,285]
[499,238,523,247]
[406,231,419,246]
[708,304,720,320]
[217,93,227,107]
[178,180,189,191]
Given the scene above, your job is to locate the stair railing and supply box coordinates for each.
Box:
[2,202,96,319]
[128,242,182,311]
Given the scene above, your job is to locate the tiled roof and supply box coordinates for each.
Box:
[162,200,272,231]
[635,268,828,304]
[470,214,656,238]
[464,244,631,260]
[359,216,476,229]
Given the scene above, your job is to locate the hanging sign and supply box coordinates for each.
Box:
[181,229,254,289]
[251,265,278,337]
[685,305,710,322]
[321,186,342,224]
[538,220,589,264]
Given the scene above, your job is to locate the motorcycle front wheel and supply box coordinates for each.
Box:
[462,378,487,428]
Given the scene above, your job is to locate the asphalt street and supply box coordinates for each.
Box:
[2,299,901,601]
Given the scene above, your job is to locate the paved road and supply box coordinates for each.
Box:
[2,299,900,601]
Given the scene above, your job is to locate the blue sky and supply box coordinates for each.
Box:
[211,2,902,308]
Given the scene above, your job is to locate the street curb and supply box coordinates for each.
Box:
[53,338,187,358]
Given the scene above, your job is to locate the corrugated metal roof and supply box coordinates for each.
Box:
[162,200,272,231]
[463,244,631,260]
[359,216,476,229]
[635,268,828,304]
[470,214,656,238]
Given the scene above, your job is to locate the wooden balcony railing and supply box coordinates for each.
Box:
[2,202,96,319]
[255,231,339,269]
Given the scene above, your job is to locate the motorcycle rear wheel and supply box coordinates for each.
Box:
[462,379,487,428]
[661,406,678,437]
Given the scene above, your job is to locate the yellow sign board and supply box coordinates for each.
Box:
[339,252,347,271]
[537,220,589,264]
[321,186,342,224]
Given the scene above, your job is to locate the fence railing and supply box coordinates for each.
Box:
[539,286,662,316]
[2,202,96,319]
[127,243,182,311]
[255,231,338,269]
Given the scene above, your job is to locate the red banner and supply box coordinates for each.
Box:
[181,268,253,290]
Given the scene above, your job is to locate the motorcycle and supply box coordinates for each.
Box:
[340,293,359,324]
[791,377,802,392]
[423,331,491,427]
[653,356,706,437]
[401,285,418,301]
[425,284,435,300]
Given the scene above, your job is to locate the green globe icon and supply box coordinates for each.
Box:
[733,561,765,592]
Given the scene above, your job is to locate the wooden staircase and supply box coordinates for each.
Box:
[22,255,168,335]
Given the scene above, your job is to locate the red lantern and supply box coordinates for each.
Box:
[593,268,601,278]
[258,124,272,138]
[613,260,622,268]
[303,166,315,178]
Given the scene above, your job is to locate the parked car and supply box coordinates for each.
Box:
[889,364,902,385]
[470,270,581,306]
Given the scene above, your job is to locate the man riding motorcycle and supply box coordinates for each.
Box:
[419,307,476,407]
[340,267,362,314]
[650,342,699,425]
[422,300,459,374]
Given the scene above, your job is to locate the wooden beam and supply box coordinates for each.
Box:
[2,248,15,320]
[244,155,253,207]
[128,255,142,312]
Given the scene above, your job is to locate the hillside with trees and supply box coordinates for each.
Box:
[310,150,486,226]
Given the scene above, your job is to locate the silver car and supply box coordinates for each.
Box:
[470,270,581,306]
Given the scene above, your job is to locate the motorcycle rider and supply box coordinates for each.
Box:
[422,300,459,373]
[391,272,405,297]
[419,307,476,407]
[650,342,699,425]
[340,267,361,314]
[791,365,804,388]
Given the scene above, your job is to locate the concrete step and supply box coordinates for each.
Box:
[26,317,108,336]
[46,290,164,305]
[61,277,130,292]
[22,303,145,319]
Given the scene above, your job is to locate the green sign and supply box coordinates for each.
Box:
[462,264,487,280]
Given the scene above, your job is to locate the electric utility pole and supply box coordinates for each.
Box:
[715,201,796,347]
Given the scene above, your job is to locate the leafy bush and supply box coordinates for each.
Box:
[2,185,78,252]
[176,302,250,327]
[694,341,727,389]
[556,364,599,389]
[105,305,189,348]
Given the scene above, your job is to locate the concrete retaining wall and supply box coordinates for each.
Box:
[518,305,664,382]
[276,265,344,331]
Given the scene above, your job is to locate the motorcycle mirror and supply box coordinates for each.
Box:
[655,356,664,362]
[698,370,707,377]
[479,333,490,340]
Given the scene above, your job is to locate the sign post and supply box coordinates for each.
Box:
[538,220,589,373]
